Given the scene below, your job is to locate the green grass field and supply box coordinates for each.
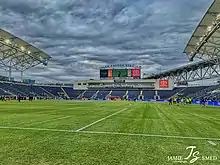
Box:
[0,100,219,165]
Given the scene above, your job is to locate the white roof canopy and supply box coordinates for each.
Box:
[184,0,220,61]
[0,28,51,71]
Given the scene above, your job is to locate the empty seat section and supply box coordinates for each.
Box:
[142,90,155,99]
[96,90,110,99]
[0,83,24,96]
[83,90,96,98]
[41,86,63,97]
[111,90,126,99]
[62,87,84,99]
[128,90,139,99]
[158,88,185,99]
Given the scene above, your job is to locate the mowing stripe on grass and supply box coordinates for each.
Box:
[75,108,128,132]
[0,126,220,141]
[14,116,71,126]
[30,116,71,125]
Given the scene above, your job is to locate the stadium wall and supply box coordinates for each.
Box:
[74,79,174,90]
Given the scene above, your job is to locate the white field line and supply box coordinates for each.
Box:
[75,108,128,132]
[78,131,220,141]
[0,126,72,132]
[208,141,217,146]
[0,126,220,141]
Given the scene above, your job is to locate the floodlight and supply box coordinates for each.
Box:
[216,14,220,21]
[20,46,25,51]
[199,37,204,42]
[4,39,11,44]
[207,25,213,32]
[212,20,218,26]
[189,52,194,56]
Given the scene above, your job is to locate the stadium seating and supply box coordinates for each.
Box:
[62,87,84,99]
[13,84,33,96]
[142,90,155,99]
[180,86,208,97]
[96,90,110,99]
[0,88,8,95]
[127,90,140,99]
[157,87,185,99]
[0,82,24,96]
[111,90,127,99]
[31,85,50,97]
[0,80,219,101]
[83,90,97,99]
[187,84,220,100]
[41,86,63,97]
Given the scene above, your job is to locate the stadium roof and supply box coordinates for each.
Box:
[145,59,217,79]
[184,0,220,61]
[0,28,51,71]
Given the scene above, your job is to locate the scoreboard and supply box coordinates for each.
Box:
[100,68,141,79]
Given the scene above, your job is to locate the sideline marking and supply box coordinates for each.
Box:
[0,126,71,132]
[75,108,128,132]
[0,126,220,141]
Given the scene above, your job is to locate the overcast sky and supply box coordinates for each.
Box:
[0,0,212,82]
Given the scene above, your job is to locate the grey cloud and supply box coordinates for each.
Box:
[0,0,211,82]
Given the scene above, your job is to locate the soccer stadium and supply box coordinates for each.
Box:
[0,0,220,165]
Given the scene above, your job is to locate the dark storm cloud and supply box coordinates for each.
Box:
[0,0,212,82]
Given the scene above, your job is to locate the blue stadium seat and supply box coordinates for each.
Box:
[96,90,110,99]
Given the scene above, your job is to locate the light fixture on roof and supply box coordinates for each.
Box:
[212,20,218,26]
[216,14,220,21]
[4,39,11,44]
[20,46,25,51]
[207,25,213,32]
[199,36,204,42]
[189,52,194,56]
[27,50,31,54]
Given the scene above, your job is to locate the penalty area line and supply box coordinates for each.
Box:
[0,126,220,141]
[75,107,128,132]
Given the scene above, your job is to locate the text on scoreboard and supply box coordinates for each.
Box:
[100,68,141,79]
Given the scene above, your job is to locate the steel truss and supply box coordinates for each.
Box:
[146,59,220,83]
[195,28,220,61]
[165,63,219,83]
[0,35,50,72]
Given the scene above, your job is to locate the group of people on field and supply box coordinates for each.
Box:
[0,95,34,102]
[168,97,193,105]
[0,96,11,101]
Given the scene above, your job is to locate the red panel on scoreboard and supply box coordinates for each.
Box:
[132,68,140,77]
[159,80,169,88]
[108,69,112,78]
